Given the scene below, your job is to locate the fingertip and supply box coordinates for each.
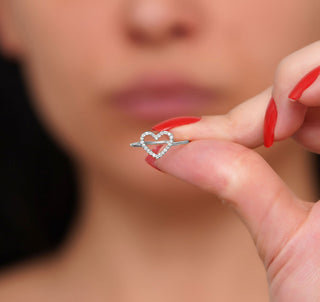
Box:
[144,145,164,172]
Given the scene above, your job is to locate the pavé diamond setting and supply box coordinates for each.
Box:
[140,131,173,159]
[130,130,189,159]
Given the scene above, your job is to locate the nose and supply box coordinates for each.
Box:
[125,0,200,46]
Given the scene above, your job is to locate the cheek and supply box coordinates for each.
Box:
[11,1,133,169]
[222,0,320,62]
[15,1,121,85]
[201,0,320,101]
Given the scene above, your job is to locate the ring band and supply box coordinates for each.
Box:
[130,140,189,147]
[130,130,189,159]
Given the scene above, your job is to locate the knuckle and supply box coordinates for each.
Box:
[274,40,320,87]
[275,54,297,83]
[221,146,256,200]
[224,111,237,139]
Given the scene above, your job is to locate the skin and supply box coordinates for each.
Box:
[0,0,320,301]
[156,43,320,300]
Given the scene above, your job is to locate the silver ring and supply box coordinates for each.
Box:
[130,130,189,159]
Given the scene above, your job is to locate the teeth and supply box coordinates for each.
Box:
[140,130,174,159]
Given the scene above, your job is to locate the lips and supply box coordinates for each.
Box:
[110,73,214,121]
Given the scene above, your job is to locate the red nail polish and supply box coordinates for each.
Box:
[288,66,320,101]
[152,116,201,132]
[145,145,163,171]
[264,97,277,148]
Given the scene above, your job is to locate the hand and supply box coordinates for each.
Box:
[149,41,320,301]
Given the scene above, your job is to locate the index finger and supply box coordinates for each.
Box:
[153,87,305,149]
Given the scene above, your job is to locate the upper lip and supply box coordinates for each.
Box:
[111,73,214,100]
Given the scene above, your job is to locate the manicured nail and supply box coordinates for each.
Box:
[147,116,200,170]
[152,116,201,132]
[264,97,278,148]
[288,66,320,101]
[145,145,163,171]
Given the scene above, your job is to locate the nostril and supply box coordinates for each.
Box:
[127,28,149,44]
[128,24,190,45]
[171,24,190,39]
[125,2,198,46]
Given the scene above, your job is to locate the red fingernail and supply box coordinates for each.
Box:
[264,97,278,148]
[152,116,201,132]
[288,66,320,101]
[145,145,163,171]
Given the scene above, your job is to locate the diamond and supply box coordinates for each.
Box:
[140,131,174,159]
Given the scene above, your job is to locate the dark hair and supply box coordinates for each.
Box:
[0,55,78,269]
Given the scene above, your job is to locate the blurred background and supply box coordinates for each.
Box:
[0,54,78,270]
[0,53,320,271]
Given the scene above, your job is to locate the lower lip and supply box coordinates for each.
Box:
[112,93,213,121]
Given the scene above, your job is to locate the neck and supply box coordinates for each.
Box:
[55,140,317,300]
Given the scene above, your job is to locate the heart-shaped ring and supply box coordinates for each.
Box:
[130,130,189,159]
[140,131,173,159]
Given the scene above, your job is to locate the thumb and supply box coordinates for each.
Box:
[152,139,312,269]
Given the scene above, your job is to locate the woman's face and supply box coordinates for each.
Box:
[1,0,320,201]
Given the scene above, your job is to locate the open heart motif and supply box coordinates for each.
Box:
[140,131,174,159]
